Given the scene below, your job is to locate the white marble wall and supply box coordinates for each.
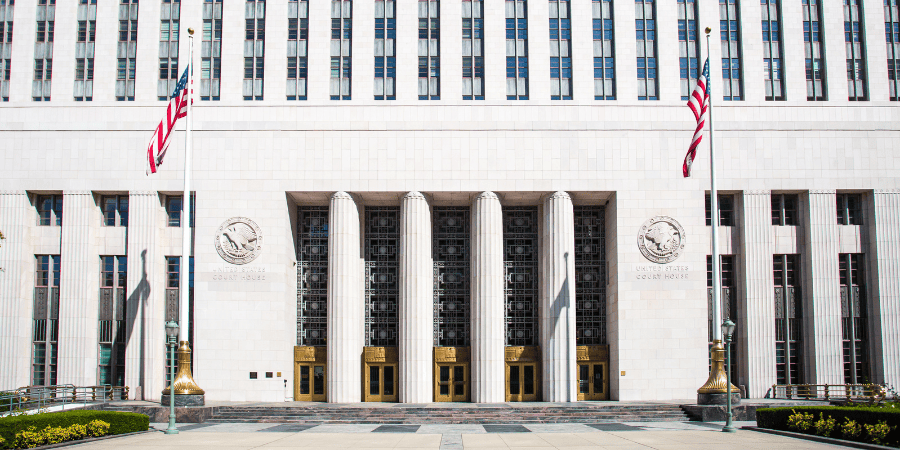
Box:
[0,192,35,388]
[868,190,900,387]
[398,192,433,403]
[470,192,504,403]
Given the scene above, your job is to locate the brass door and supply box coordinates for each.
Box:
[577,362,608,401]
[294,363,326,402]
[434,363,469,402]
[505,362,539,402]
[364,363,398,402]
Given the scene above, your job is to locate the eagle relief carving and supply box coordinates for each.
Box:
[637,216,685,264]
[215,217,263,264]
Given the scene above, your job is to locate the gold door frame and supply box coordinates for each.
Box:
[576,345,609,401]
[363,347,399,402]
[294,346,327,402]
[434,347,470,402]
[505,346,540,402]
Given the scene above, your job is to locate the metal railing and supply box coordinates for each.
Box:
[0,385,129,414]
[771,383,885,401]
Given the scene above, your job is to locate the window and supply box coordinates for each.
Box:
[836,193,862,225]
[32,0,54,101]
[761,0,784,100]
[771,194,797,226]
[705,194,735,226]
[802,0,826,100]
[840,253,868,384]
[677,0,698,100]
[166,194,195,228]
[36,194,62,226]
[0,0,13,101]
[158,0,181,100]
[365,208,400,347]
[418,0,440,100]
[331,0,352,100]
[462,0,484,100]
[720,0,743,100]
[845,0,868,100]
[549,0,572,100]
[432,207,471,347]
[574,206,606,345]
[297,207,328,346]
[287,0,309,100]
[101,195,129,227]
[707,254,737,376]
[33,254,60,386]
[885,0,899,100]
[165,256,179,383]
[506,0,529,99]
[201,0,223,101]
[244,0,266,100]
[98,256,127,386]
[593,0,615,100]
[635,0,657,100]
[774,254,802,385]
[117,0,139,101]
[74,0,97,101]
[374,0,395,100]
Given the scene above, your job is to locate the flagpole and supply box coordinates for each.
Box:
[179,30,194,345]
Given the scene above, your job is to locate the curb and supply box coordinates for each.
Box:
[18,430,153,449]
[743,426,897,450]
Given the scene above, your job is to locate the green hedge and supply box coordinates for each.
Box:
[757,405,900,447]
[0,410,149,449]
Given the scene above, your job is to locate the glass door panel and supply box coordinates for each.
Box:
[576,362,608,401]
[506,362,539,401]
[365,363,398,402]
[294,363,326,402]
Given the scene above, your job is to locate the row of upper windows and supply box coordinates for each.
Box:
[34,194,194,228]
[705,193,864,227]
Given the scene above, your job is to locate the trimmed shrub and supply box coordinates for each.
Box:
[0,410,147,449]
[758,406,900,447]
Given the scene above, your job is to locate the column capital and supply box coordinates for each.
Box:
[402,191,426,200]
[474,191,499,201]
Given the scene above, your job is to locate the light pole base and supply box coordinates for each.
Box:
[160,394,205,407]
[697,392,741,405]
[164,428,179,435]
[722,425,738,433]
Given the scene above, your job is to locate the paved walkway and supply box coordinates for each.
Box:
[64,421,853,449]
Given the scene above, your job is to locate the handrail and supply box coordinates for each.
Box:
[771,383,885,401]
[0,385,130,414]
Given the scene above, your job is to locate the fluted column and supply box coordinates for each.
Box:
[540,192,576,402]
[869,190,900,386]
[739,191,776,397]
[327,192,364,402]
[803,191,843,384]
[0,192,34,388]
[470,192,505,403]
[399,192,433,403]
[58,191,100,386]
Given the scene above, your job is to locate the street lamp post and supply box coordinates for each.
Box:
[721,319,736,433]
[165,321,179,435]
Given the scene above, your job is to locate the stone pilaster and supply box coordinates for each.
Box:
[802,191,843,384]
[470,192,505,403]
[540,192,576,402]
[739,191,776,397]
[868,190,900,387]
[327,192,364,402]
[57,192,100,386]
[398,191,433,403]
[0,192,34,388]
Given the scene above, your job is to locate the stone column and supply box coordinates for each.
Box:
[57,192,100,386]
[540,192,576,402]
[0,192,35,388]
[802,191,843,384]
[327,192,364,402]
[398,192,433,403]
[470,192,505,403]
[739,191,776,397]
[125,192,163,400]
[868,190,900,386]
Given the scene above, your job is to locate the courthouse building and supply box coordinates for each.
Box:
[0,0,899,403]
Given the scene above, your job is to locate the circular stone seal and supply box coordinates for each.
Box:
[215,217,263,265]
[637,216,685,264]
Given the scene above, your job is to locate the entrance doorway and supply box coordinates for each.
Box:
[505,346,540,402]
[364,347,398,402]
[434,347,470,402]
[576,345,609,401]
[294,346,326,402]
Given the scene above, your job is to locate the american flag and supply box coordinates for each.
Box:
[146,65,190,175]
[683,59,710,178]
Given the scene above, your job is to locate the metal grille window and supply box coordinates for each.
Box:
[771,193,797,226]
[837,193,863,225]
[549,0,572,99]
[166,194,195,228]
[575,206,606,346]
[201,0,223,101]
[33,255,60,386]
[365,207,399,347]
[244,0,265,100]
[74,0,96,101]
[36,194,62,226]
[720,0,742,100]
[761,0,784,100]
[101,195,128,227]
[774,254,802,385]
[374,0,395,100]
[117,0,138,101]
[845,0,868,100]
[433,207,471,347]
[297,207,328,347]
[164,256,193,383]
[330,0,352,100]
[504,207,538,347]
[593,0,615,100]
[462,0,483,100]
[32,0,54,101]
[506,0,529,100]
[287,0,309,100]
[885,0,899,99]
[158,0,180,100]
[677,0,699,100]
[635,0,657,100]
[802,0,826,100]
[705,194,735,226]
[418,0,440,99]
[0,0,12,102]
[840,253,869,384]
[707,255,736,375]
[98,256,126,386]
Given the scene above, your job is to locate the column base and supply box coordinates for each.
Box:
[697,392,741,405]
[160,394,205,407]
